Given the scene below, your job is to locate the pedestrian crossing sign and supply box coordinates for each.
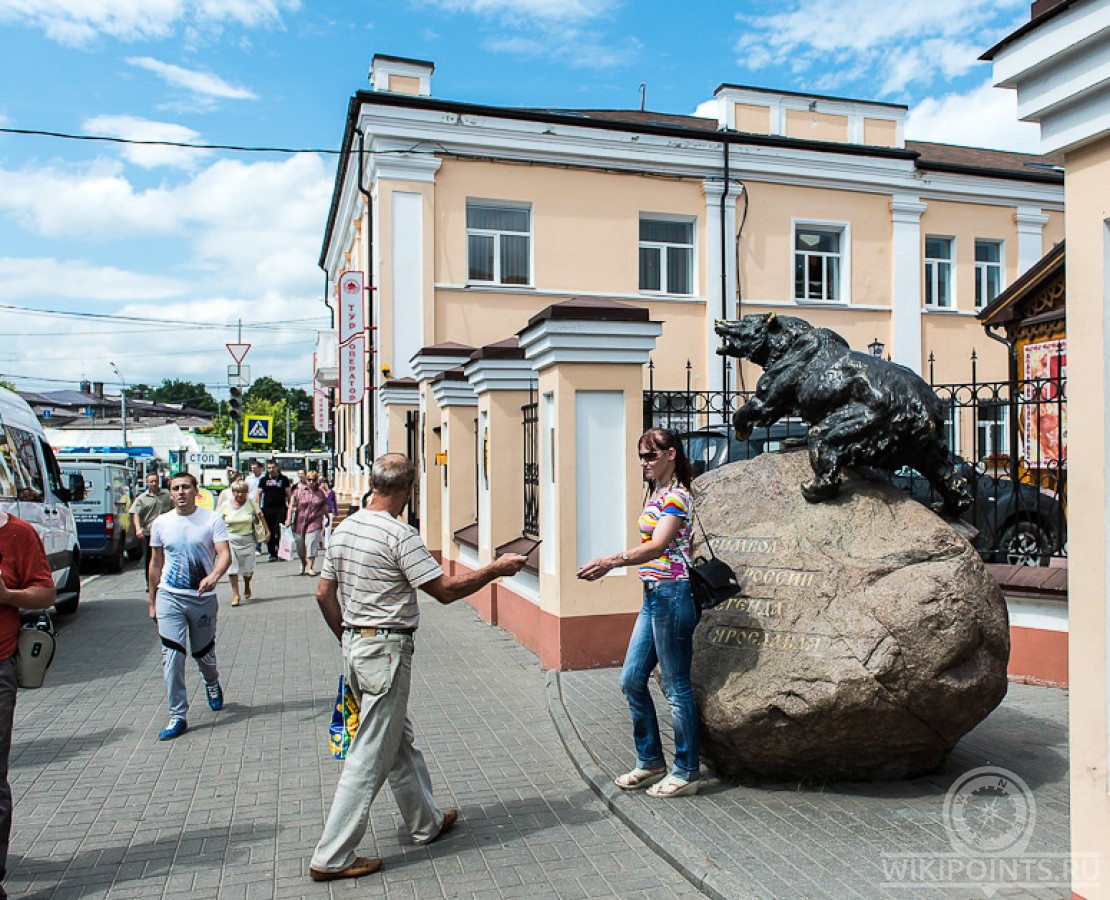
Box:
[243,415,273,444]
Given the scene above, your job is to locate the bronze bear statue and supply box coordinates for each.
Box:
[715,313,973,513]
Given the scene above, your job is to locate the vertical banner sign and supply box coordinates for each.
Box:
[337,270,367,405]
[340,335,367,405]
[338,271,365,343]
[313,353,330,433]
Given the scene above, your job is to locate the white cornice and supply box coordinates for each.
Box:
[431,378,477,408]
[463,357,535,393]
[356,102,1063,209]
[379,383,419,406]
[518,319,662,372]
[368,151,442,184]
[411,352,471,382]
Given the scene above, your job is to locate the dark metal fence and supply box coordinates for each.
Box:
[643,349,1067,567]
[522,388,540,538]
[404,409,420,530]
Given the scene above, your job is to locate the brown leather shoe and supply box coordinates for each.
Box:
[415,808,458,845]
[308,856,382,881]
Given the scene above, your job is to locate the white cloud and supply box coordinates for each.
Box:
[0,256,187,300]
[83,115,212,169]
[126,56,258,100]
[0,0,300,46]
[733,0,1027,98]
[0,152,332,296]
[485,26,638,68]
[906,79,1042,153]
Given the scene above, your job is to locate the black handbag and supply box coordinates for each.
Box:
[682,513,740,611]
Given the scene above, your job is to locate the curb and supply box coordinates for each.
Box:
[546,670,756,900]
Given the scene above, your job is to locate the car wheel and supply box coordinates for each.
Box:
[105,538,125,574]
[997,521,1051,567]
[54,554,81,615]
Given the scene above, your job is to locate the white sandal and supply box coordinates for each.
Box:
[614,767,666,790]
[646,775,700,798]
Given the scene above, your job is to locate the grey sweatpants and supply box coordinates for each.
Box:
[156,589,219,718]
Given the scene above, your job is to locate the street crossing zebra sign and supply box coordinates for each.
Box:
[243,415,273,444]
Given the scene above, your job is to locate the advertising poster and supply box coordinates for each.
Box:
[1022,339,1066,469]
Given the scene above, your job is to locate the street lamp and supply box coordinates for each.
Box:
[867,338,885,359]
[109,361,127,448]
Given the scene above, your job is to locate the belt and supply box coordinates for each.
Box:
[346,626,415,637]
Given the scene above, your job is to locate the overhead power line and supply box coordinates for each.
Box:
[0,303,327,332]
[0,126,344,156]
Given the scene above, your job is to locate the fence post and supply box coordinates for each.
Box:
[518,297,662,670]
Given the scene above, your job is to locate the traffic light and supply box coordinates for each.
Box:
[229,387,242,422]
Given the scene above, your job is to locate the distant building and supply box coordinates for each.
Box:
[20,382,214,432]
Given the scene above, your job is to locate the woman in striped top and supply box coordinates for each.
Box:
[577,427,700,798]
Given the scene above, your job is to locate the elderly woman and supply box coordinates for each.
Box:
[577,427,700,798]
[287,469,329,576]
[219,480,265,605]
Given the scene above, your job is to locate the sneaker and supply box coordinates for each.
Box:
[205,681,224,711]
[158,717,188,741]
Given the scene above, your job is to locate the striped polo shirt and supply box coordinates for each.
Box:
[321,509,443,630]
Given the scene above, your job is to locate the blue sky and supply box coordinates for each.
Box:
[0,0,1041,398]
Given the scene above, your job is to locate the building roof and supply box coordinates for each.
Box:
[20,390,115,408]
[981,0,1087,60]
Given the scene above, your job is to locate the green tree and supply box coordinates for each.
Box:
[246,376,287,406]
[150,378,217,412]
[0,379,16,393]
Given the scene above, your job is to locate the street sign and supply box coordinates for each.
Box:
[227,364,251,387]
[187,452,220,465]
[339,271,365,343]
[243,415,273,444]
[313,352,330,433]
[226,343,251,364]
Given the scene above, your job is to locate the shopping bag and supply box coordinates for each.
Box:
[252,510,269,544]
[277,524,294,561]
[322,523,332,550]
[328,675,360,760]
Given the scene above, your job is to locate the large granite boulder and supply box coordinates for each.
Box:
[691,448,1009,782]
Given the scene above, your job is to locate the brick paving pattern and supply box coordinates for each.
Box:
[7,560,697,900]
[559,667,1070,899]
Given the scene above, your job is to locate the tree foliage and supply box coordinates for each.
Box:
[149,378,217,412]
[210,377,325,453]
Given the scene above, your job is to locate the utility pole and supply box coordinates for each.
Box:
[286,406,292,452]
[110,362,127,448]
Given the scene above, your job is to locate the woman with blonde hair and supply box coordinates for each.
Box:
[220,480,265,605]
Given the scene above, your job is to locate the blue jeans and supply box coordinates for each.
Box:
[619,579,700,781]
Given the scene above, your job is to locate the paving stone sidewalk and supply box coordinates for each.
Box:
[6,559,698,900]
[557,667,1071,899]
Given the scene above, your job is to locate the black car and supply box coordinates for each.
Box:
[679,425,1066,567]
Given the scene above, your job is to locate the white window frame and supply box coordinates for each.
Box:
[974,238,1004,310]
[940,399,960,457]
[639,213,696,296]
[465,199,533,287]
[976,400,1010,459]
[792,220,850,304]
[924,235,955,309]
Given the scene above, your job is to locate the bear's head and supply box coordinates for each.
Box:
[715,313,778,366]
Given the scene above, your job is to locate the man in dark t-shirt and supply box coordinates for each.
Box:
[258,460,291,560]
[0,513,55,898]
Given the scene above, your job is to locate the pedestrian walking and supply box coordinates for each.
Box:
[288,469,329,576]
[0,512,57,900]
[129,472,173,588]
[148,472,232,741]
[577,427,701,798]
[219,480,264,606]
[245,459,263,504]
[321,479,338,516]
[258,459,291,561]
[308,453,528,882]
[216,471,244,510]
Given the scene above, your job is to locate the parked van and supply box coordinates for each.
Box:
[57,459,141,573]
[0,388,83,614]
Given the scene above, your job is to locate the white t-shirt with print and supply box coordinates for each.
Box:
[150,507,231,599]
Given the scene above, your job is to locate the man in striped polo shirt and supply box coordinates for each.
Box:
[309,453,528,883]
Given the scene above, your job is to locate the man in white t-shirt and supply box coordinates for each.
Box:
[148,472,232,741]
[308,454,528,883]
[245,459,262,503]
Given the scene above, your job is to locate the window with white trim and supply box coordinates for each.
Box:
[794,225,844,301]
[466,202,531,286]
[940,399,960,456]
[975,239,1003,309]
[924,236,954,307]
[976,400,1009,459]
[639,217,694,295]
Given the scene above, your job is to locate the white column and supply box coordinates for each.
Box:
[1015,206,1050,274]
[891,195,928,373]
[703,179,745,392]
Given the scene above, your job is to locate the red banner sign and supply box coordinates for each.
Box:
[338,271,365,344]
[339,335,367,405]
